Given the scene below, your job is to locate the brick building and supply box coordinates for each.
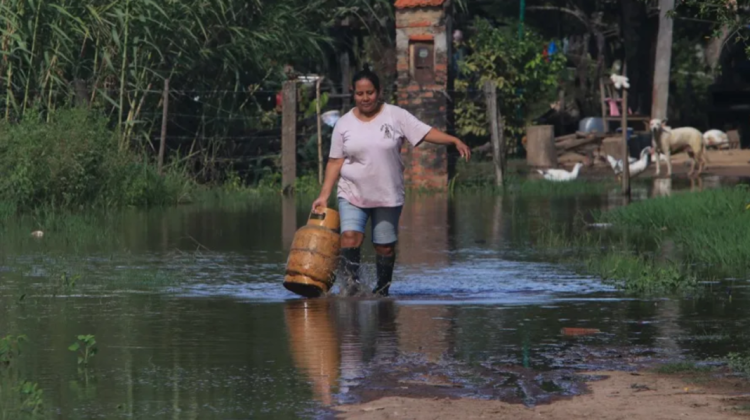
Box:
[395,0,451,189]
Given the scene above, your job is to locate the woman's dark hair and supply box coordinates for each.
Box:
[351,64,381,92]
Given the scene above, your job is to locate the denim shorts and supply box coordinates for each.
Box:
[338,198,403,245]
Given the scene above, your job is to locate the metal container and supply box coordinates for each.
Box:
[578,117,605,134]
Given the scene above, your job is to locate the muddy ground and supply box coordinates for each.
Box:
[329,340,750,419]
[336,370,750,419]
[559,149,750,180]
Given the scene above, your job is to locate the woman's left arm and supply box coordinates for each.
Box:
[424,128,472,161]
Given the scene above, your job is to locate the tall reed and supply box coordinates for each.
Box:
[0,0,392,180]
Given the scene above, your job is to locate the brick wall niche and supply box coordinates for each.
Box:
[395,0,449,190]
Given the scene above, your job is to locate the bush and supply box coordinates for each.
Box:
[455,18,565,146]
[0,108,192,210]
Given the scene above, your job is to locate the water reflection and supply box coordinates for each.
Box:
[281,290,750,408]
[2,176,750,418]
[282,194,297,251]
[398,194,450,267]
[703,175,722,190]
[285,299,458,404]
[284,300,340,405]
[652,177,672,198]
[396,305,454,362]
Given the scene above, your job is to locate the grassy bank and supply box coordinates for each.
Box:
[0,123,615,215]
[532,185,750,294]
[450,159,617,197]
[600,186,750,272]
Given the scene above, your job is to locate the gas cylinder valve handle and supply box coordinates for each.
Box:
[310,207,327,220]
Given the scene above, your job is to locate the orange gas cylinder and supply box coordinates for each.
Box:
[283,207,341,298]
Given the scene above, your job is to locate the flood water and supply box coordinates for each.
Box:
[1,176,749,419]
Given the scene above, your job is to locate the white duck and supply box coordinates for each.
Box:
[626,146,653,178]
[537,162,583,182]
[608,147,651,178]
[606,154,638,176]
[607,147,665,177]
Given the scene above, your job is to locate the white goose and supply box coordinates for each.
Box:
[537,162,583,182]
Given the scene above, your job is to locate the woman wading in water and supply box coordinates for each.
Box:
[312,66,471,296]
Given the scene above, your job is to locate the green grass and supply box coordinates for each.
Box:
[726,352,750,377]
[653,361,712,374]
[506,178,615,197]
[528,224,700,294]
[521,185,750,294]
[451,159,616,197]
[586,252,699,294]
[599,185,750,277]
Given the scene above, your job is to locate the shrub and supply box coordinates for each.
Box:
[0,107,192,210]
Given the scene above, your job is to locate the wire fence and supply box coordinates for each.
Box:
[0,83,496,184]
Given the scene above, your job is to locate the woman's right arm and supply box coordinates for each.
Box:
[312,158,344,211]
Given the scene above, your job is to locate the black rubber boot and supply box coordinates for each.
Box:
[339,247,362,294]
[373,254,395,297]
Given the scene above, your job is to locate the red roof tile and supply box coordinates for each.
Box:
[394,0,445,9]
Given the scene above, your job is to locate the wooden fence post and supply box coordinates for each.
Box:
[483,81,504,186]
[652,0,675,120]
[158,78,169,175]
[316,77,324,185]
[526,125,558,168]
[282,81,297,195]
[621,87,630,196]
[282,194,297,251]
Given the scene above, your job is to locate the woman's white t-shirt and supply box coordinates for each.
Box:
[329,104,432,208]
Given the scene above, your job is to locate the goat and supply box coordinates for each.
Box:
[649,118,707,177]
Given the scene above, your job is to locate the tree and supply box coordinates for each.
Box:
[454,18,565,150]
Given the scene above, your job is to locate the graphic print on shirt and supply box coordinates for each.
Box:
[380,123,395,140]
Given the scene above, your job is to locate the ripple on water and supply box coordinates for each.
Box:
[1,190,750,419]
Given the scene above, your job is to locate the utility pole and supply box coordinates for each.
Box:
[652,0,675,120]
[518,0,526,40]
[612,72,631,197]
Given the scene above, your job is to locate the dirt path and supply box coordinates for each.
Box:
[335,370,750,419]
[556,149,750,180]
[670,149,750,178]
